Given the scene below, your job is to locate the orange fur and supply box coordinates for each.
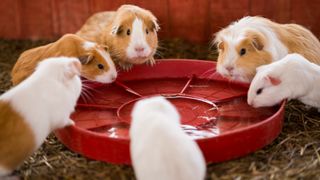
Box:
[76,11,116,43]
[0,100,35,170]
[235,34,272,80]
[76,5,158,67]
[217,30,272,80]
[242,16,320,64]
[275,23,320,64]
[11,34,111,86]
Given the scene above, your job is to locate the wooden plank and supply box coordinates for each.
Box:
[54,0,91,34]
[19,0,54,39]
[250,0,291,23]
[0,0,20,39]
[168,0,210,43]
[210,0,249,37]
[89,0,125,13]
[291,0,320,38]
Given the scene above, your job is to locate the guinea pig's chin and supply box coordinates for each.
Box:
[226,74,251,83]
[127,56,149,64]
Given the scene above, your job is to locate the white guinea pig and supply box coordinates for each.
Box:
[77,4,159,70]
[214,16,320,82]
[247,53,320,108]
[0,57,82,176]
[130,96,206,180]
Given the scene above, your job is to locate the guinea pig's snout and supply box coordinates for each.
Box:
[225,66,234,75]
[111,74,117,81]
[134,46,145,53]
[225,66,234,73]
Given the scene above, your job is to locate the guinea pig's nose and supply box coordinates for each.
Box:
[135,46,145,52]
[225,66,234,72]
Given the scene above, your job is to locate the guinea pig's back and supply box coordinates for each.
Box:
[11,44,51,86]
[0,100,36,173]
[131,119,205,180]
[76,11,116,43]
[275,23,320,64]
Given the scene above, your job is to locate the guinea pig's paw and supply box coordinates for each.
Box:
[64,118,75,127]
[118,62,133,71]
[146,57,156,66]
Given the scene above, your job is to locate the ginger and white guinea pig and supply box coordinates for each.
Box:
[130,96,206,180]
[214,16,320,83]
[0,57,82,176]
[11,33,117,86]
[247,53,320,108]
[76,4,159,70]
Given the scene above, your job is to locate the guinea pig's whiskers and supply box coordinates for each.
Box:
[80,90,90,104]
[199,68,215,78]
[80,85,95,104]
[82,83,101,94]
[209,71,220,79]
[154,50,164,59]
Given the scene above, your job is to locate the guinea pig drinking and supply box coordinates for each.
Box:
[247,53,320,108]
[0,57,82,176]
[214,16,320,83]
[130,96,206,180]
[76,4,159,70]
[11,33,117,86]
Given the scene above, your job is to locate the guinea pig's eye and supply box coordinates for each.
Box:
[97,64,104,70]
[256,88,263,95]
[146,29,149,34]
[240,48,246,56]
[127,29,131,36]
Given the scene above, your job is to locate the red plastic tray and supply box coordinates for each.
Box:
[55,59,285,164]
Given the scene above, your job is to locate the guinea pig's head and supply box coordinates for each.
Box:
[108,5,159,65]
[132,96,180,124]
[247,65,288,108]
[36,57,82,97]
[214,28,272,83]
[79,41,117,83]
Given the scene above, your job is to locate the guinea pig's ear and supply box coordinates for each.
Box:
[246,31,265,51]
[65,60,81,79]
[264,75,281,86]
[217,41,224,51]
[78,55,93,65]
[101,45,109,52]
[151,19,160,32]
[111,24,123,35]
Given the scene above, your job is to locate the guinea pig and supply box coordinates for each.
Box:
[247,53,320,108]
[11,33,117,86]
[0,57,82,176]
[76,4,159,70]
[214,16,320,83]
[130,96,206,180]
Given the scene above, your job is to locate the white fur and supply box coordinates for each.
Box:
[126,18,152,61]
[248,53,320,108]
[0,57,82,148]
[82,41,96,50]
[95,48,117,83]
[215,16,289,82]
[130,96,206,180]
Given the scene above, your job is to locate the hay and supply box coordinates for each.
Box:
[0,38,319,179]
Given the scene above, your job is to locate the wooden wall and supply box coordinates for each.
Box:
[0,0,320,43]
